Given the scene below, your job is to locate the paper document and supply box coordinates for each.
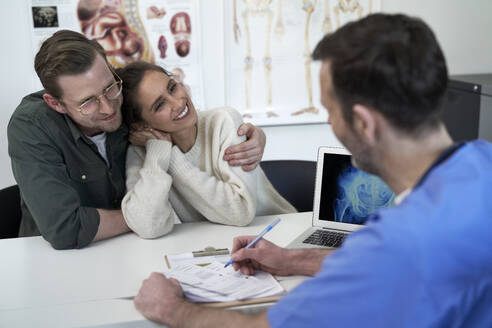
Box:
[164,261,284,302]
[166,252,230,268]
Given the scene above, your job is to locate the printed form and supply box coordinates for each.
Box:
[164,261,284,302]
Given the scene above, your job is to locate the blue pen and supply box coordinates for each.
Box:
[224,217,281,268]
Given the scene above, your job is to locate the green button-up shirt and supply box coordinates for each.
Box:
[8,91,128,249]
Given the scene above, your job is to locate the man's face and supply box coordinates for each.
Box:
[320,61,379,175]
[57,54,123,136]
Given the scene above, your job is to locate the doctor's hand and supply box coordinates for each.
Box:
[134,272,186,326]
[230,236,291,276]
[224,123,266,172]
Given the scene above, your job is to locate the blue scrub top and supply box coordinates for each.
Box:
[268,140,492,328]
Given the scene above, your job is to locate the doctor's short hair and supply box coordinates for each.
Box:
[34,30,108,99]
[313,13,448,135]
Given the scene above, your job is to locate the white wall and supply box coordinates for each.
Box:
[1,0,492,188]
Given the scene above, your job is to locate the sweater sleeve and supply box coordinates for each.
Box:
[168,109,257,226]
[121,140,179,239]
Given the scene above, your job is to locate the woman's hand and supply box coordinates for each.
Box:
[129,123,171,146]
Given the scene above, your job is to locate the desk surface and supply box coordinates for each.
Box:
[0,212,311,327]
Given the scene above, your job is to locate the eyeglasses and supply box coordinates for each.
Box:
[76,74,123,115]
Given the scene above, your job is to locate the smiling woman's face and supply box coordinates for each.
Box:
[136,70,197,133]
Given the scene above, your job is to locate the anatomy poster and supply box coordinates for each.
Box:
[225,0,380,126]
[28,0,204,109]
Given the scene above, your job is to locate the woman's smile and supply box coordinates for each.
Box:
[173,103,189,121]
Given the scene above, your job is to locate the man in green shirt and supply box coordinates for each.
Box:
[8,30,266,250]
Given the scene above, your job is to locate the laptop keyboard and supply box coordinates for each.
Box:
[303,229,347,248]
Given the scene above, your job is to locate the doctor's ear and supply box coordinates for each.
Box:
[43,93,67,114]
[352,104,377,144]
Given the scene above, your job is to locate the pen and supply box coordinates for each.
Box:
[224,217,281,268]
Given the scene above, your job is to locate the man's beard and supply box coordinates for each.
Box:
[350,142,380,177]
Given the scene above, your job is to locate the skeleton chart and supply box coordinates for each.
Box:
[225,0,380,126]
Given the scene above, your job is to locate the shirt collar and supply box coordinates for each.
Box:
[64,115,85,143]
[394,142,466,206]
[413,142,465,189]
[394,188,412,205]
[63,115,128,144]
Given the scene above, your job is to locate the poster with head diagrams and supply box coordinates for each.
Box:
[28,0,204,109]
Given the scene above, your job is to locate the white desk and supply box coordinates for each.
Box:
[0,212,311,327]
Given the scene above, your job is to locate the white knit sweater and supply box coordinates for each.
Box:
[121,107,296,239]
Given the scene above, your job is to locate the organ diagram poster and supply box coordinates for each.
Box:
[224,0,380,126]
[28,0,204,109]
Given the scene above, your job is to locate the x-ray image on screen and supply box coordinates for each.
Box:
[319,153,395,225]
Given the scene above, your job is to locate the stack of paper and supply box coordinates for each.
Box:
[164,261,284,302]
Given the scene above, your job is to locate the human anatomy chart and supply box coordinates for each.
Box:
[225,0,380,126]
[28,0,204,109]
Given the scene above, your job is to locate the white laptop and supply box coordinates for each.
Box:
[287,146,395,249]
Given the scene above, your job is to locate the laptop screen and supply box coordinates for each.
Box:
[318,152,395,225]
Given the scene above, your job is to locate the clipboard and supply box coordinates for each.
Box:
[164,247,230,269]
[164,247,284,308]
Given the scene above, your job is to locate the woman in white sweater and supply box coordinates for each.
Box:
[117,62,296,239]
